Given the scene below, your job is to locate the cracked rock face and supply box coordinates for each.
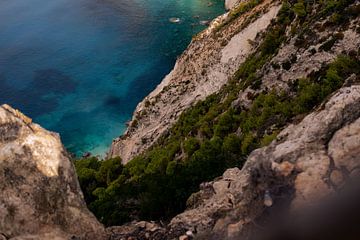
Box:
[168,86,360,239]
[0,104,106,240]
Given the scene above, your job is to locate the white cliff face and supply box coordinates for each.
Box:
[225,0,239,10]
[109,0,282,163]
[220,5,281,63]
[0,104,106,240]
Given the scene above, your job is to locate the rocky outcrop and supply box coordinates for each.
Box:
[101,84,360,240]
[107,221,166,240]
[166,85,360,239]
[109,0,282,163]
[225,0,240,10]
[0,104,106,240]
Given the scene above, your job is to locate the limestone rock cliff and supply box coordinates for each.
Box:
[225,0,241,10]
[109,0,360,164]
[109,0,282,163]
[0,104,106,240]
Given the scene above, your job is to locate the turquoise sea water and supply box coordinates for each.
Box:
[0,0,224,156]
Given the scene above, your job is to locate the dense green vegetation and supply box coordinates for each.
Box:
[75,0,360,226]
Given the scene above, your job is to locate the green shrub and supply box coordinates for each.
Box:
[95,157,123,185]
[293,2,307,17]
[184,137,200,156]
[223,134,242,154]
[261,133,278,147]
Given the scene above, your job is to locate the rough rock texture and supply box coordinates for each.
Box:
[167,85,360,239]
[260,18,360,92]
[107,221,166,240]
[109,0,282,163]
[225,0,241,10]
[0,104,107,240]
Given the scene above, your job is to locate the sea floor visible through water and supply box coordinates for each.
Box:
[0,0,224,157]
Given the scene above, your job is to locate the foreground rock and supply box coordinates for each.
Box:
[0,104,106,240]
[107,221,166,240]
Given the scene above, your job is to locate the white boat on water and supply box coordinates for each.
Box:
[169,17,181,23]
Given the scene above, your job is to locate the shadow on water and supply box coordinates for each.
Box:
[0,69,77,118]
[0,0,224,156]
[116,58,174,112]
[33,69,77,93]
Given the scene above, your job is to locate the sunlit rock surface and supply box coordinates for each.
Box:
[0,104,106,240]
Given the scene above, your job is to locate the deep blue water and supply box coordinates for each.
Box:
[0,0,224,156]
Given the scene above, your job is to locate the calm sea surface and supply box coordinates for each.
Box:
[0,0,224,156]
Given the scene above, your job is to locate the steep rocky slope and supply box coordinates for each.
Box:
[109,0,360,165]
[105,85,360,239]
[109,0,282,163]
[1,86,359,240]
[2,85,360,239]
[0,105,106,240]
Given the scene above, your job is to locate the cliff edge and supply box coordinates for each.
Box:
[0,104,106,240]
